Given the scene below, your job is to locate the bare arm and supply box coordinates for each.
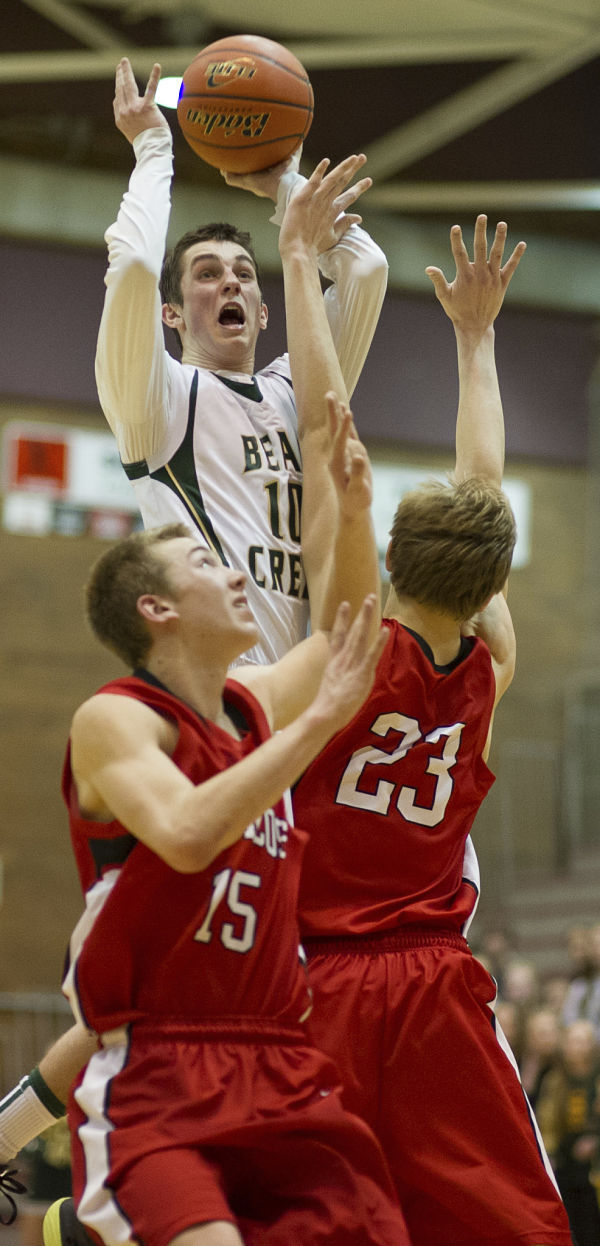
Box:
[72,598,387,875]
[277,158,381,634]
[426,215,526,486]
[37,1023,97,1102]
[463,589,516,759]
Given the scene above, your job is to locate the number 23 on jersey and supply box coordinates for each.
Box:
[337,711,465,828]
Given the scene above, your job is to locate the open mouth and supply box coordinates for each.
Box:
[219,303,245,328]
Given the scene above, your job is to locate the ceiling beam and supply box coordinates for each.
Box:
[20,0,125,49]
[0,31,574,84]
[368,181,600,211]
[361,34,600,179]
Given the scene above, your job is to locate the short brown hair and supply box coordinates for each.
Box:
[387,476,516,620]
[85,524,189,668]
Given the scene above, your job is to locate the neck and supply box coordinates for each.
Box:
[384,587,463,667]
[143,646,238,734]
[181,340,256,376]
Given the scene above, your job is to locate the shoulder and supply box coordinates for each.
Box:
[71,689,174,756]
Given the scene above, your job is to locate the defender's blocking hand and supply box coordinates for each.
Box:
[425,214,526,334]
[278,154,372,258]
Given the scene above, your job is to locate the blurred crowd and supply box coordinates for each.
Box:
[472,920,600,1246]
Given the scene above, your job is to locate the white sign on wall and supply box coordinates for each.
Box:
[370,463,531,570]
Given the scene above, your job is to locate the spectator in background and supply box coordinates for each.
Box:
[562,923,600,1038]
[536,1018,600,1246]
[541,974,571,1018]
[520,1008,563,1111]
[502,956,541,1010]
[566,925,594,981]
[494,999,526,1067]
[475,921,517,998]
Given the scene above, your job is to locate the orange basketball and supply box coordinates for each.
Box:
[177,34,314,174]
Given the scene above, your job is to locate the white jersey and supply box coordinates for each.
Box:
[95,128,388,664]
[123,357,306,665]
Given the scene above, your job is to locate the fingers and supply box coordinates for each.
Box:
[343,594,378,661]
[309,153,368,199]
[425,266,450,300]
[329,601,351,654]
[144,62,162,103]
[115,56,160,107]
[326,390,344,441]
[449,223,469,271]
[472,213,489,266]
[328,406,353,481]
[334,175,372,213]
[500,239,527,284]
[487,219,507,272]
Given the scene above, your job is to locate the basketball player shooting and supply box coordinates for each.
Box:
[93,57,387,668]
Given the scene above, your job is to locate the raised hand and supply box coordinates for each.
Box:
[326,391,373,519]
[425,214,526,335]
[113,58,171,144]
[278,153,372,258]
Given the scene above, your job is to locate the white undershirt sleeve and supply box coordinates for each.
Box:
[270,168,389,398]
[95,128,175,465]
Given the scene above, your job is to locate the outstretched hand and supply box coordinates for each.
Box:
[278,154,372,258]
[425,214,526,334]
[113,58,171,144]
[327,391,373,519]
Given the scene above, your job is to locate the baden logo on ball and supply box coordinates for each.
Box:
[177,34,314,174]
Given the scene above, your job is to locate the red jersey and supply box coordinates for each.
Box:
[296,620,495,937]
[62,672,311,1034]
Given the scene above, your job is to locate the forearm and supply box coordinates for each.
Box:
[172,698,343,873]
[282,244,347,437]
[454,325,504,486]
[313,509,381,632]
[95,128,173,462]
[38,1022,97,1101]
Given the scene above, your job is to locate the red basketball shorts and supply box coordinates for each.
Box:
[68,1019,410,1246]
[304,929,573,1246]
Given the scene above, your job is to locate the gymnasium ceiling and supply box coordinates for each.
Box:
[1,0,599,311]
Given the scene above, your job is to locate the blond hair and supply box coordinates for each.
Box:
[388,476,516,620]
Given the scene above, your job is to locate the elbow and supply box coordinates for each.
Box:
[163,820,224,875]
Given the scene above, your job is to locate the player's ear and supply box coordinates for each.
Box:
[137,594,179,625]
[162,302,185,333]
[385,539,392,572]
[260,301,268,331]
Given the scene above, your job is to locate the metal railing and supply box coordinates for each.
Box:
[0,992,72,1094]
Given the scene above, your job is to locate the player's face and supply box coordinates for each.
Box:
[156,538,259,658]
[173,240,268,370]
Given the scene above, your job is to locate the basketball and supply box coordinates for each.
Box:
[177,34,314,174]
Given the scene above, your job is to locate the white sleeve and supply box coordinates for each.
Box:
[94,128,175,465]
[270,168,388,399]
